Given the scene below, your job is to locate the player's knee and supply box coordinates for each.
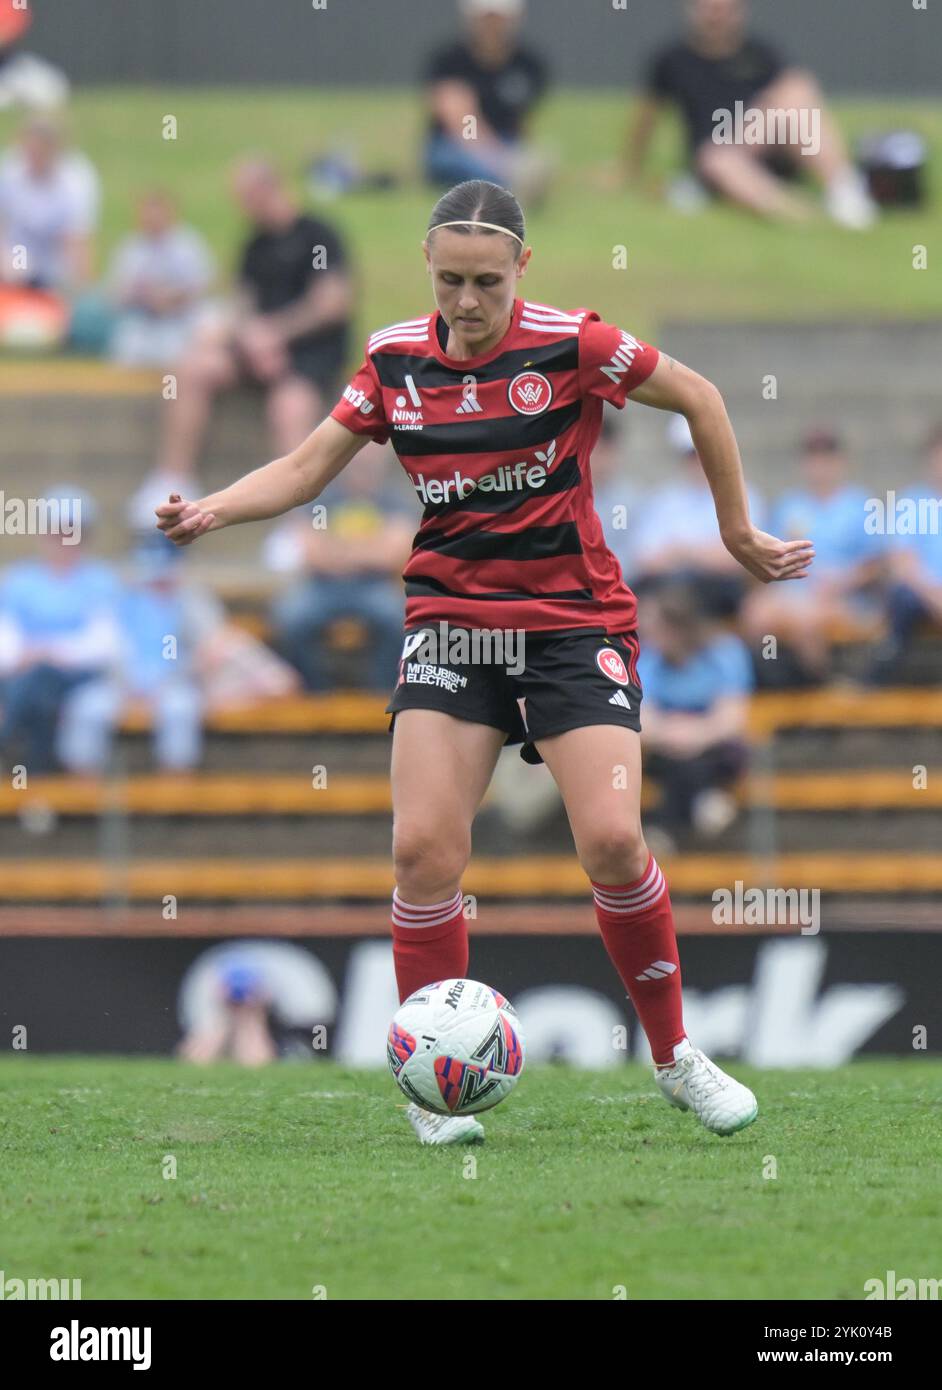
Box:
[182,342,228,391]
[773,67,821,107]
[392,822,470,898]
[695,142,728,178]
[578,826,648,884]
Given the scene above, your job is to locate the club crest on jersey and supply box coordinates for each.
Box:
[508,370,553,416]
[596,647,630,686]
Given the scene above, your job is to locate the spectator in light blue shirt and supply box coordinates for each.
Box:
[631,412,766,619]
[60,531,215,772]
[865,423,942,684]
[743,427,886,682]
[589,409,640,581]
[638,583,754,843]
[0,488,120,773]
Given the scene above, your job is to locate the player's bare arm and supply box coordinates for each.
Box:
[628,353,816,585]
[154,416,367,545]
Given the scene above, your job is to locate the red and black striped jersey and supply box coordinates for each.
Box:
[329,296,659,635]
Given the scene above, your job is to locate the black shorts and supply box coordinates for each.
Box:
[386,627,643,765]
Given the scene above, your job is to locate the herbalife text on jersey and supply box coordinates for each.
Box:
[404,623,526,675]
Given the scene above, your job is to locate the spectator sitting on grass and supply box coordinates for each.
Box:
[866,423,942,685]
[263,443,413,693]
[0,112,98,291]
[423,0,551,205]
[742,427,885,685]
[107,189,215,367]
[638,583,754,848]
[0,488,120,776]
[630,412,765,620]
[0,113,109,350]
[625,0,876,229]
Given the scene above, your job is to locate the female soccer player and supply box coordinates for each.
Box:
[157,180,813,1145]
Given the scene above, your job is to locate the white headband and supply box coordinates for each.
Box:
[429,220,525,246]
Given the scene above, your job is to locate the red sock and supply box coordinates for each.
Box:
[391,888,468,1004]
[592,855,686,1067]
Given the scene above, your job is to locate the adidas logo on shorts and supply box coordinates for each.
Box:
[608,690,632,709]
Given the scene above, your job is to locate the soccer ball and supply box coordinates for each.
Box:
[387,979,525,1116]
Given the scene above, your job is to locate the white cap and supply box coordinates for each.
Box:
[460,0,525,16]
[666,413,696,455]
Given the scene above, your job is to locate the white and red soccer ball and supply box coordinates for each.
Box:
[387,979,525,1116]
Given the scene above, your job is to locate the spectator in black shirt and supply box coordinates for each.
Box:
[423,0,551,205]
[156,157,353,480]
[626,0,876,229]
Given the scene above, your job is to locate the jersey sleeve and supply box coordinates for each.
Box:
[578,314,660,409]
[329,349,390,445]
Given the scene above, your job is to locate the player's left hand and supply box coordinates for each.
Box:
[723,526,815,584]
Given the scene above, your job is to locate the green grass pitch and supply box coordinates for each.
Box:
[2,89,940,343]
[1,1056,937,1300]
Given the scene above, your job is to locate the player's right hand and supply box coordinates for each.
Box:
[155,492,216,546]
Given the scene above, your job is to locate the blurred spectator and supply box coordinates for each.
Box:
[155,157,353,482]
[0,113,109,350]
[743,427,884,683]
[61,532,213,774]
[264,443,412,692]
[178,961,277,1066]
[626,0,876,229]
[0,489,120,775]
[589,410,640,581]
[630,413,765,619]
[423,0,551,205]
[639,584,754,845]
[0,0,69,112]
[0,113,98,289]
[866,423,942,685]
[107,189,215,367]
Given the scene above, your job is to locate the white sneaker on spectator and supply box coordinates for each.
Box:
[692,788,738,838]
[825,170,878,230]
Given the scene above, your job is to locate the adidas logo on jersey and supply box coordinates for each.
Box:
[456,376,482,415]
[608,689,632,709]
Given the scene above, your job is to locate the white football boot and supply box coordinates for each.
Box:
[655,1039,758,1136]
[405,1103,485,1146]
